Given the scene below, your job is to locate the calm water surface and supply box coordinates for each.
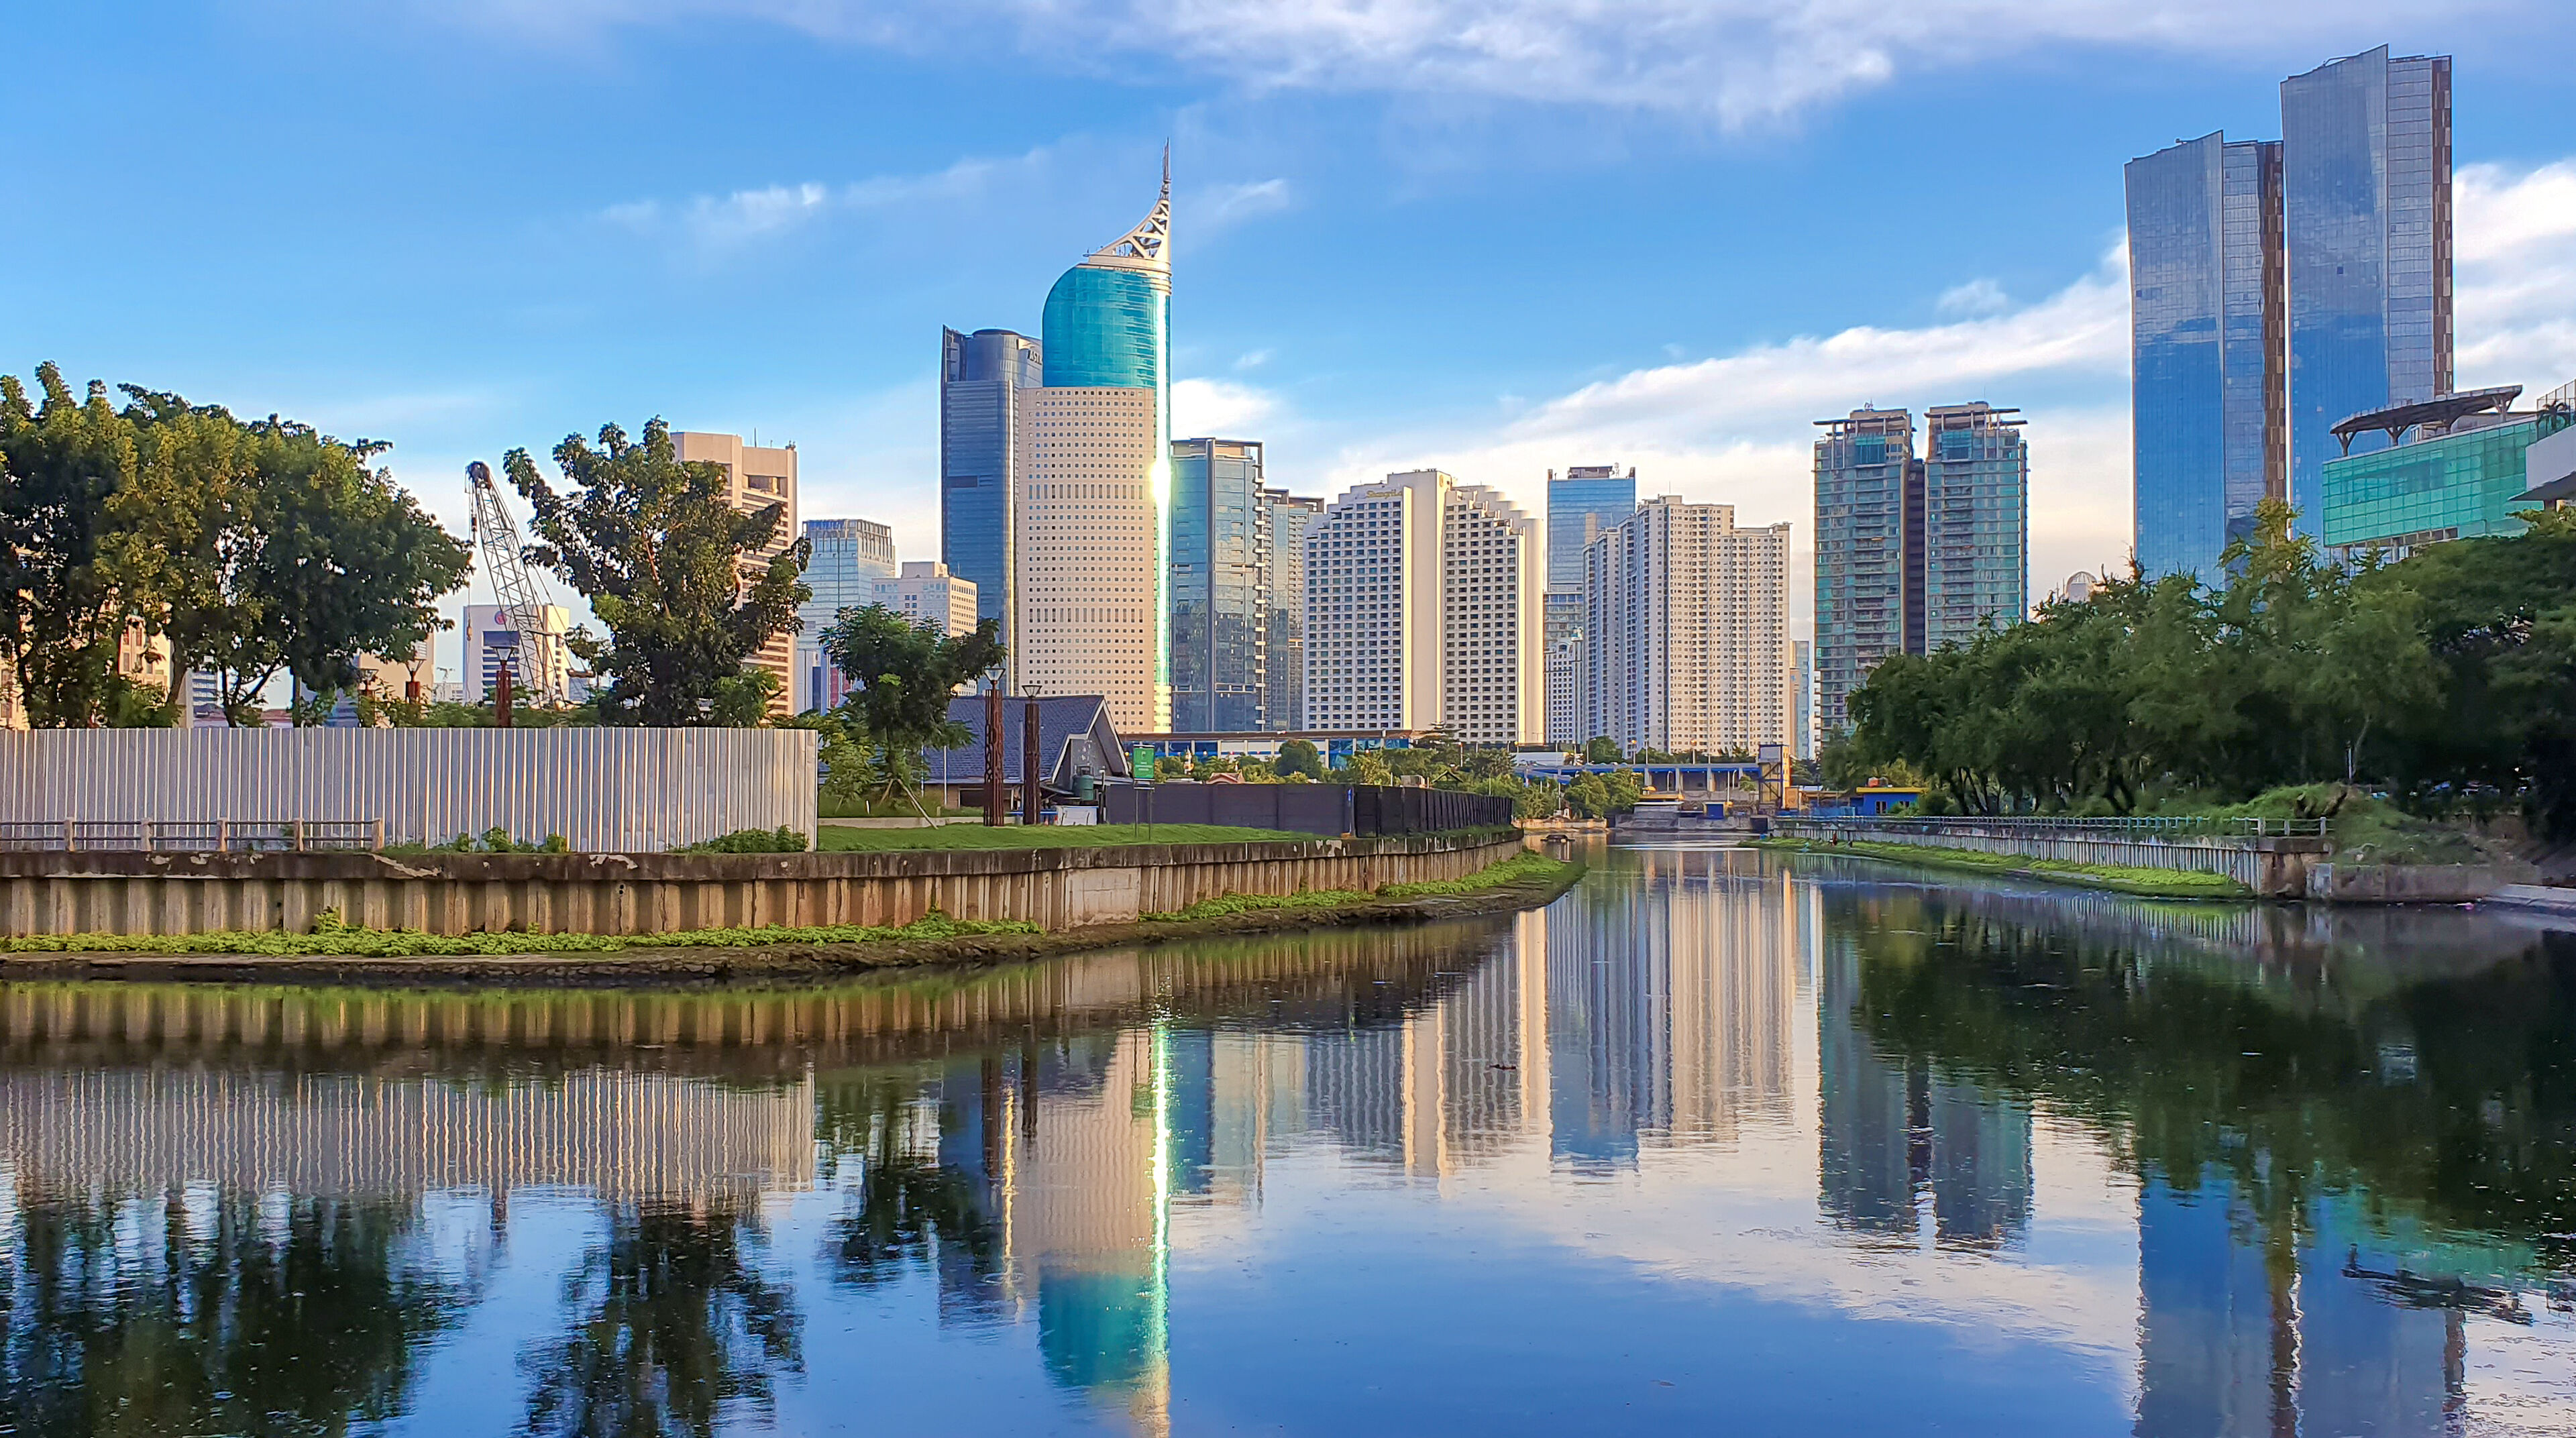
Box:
[4,844,2573,1436]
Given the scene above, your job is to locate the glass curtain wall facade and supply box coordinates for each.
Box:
[1546,467,1637,596]
[1264,490,1322,731]
[2127,133,2286,580]
[1921,404,2029,644]
[1169,438,1269,732]
[796,518,898,712]
[2282,47,2453,539]
[941,329,1041,642]
[1814,408,1919,734]
[2320,412,2567,557]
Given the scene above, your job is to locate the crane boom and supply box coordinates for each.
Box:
[465,460,566,706]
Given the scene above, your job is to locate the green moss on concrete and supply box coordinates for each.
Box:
[1,909,1040,958]
[1750,836,2252,899]
[1142,851,1578,922]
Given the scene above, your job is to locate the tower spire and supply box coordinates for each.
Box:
[1083,148,1170,274]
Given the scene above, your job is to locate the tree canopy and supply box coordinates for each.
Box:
[506,419,808,726]
[816,602,1004,759]
[1843,500,2576,834]
[1,364,469,726]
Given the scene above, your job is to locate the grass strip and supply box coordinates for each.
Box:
[2,909,1040,958]
[1142,851,1578,922]
[1750,837,2251,899]
[817,822,1318,852]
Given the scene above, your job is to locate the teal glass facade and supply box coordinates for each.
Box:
[2319,415,2561,555]
[1042,268,1168,392]
[1168,439,1268,732]
[1922,405,2029,645]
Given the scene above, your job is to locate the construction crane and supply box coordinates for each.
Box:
[464,460,566,707]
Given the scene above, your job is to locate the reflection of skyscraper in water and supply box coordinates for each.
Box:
[1815,920,2031,1246]
[2135,1172,2285,1438]
[1551,850,1800,1172]
[2131,1170,2465,1437]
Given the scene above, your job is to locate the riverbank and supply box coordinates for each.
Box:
[1748,836,2254,899]
[0,852,1583,987]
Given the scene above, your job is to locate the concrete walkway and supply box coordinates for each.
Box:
[2481,883,2576,916]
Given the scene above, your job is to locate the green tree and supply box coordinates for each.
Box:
[818,602,1005,809]
[1582,735,1620,765]
[0,365,158,726]
[119,398,470,725]
[506,419,810,726]
[1272,737,1324,780]
[1340,749,1395,787]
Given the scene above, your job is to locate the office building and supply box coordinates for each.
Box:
[941,327,1041,647]
[670,430,801,714]
[1545,637,1581,749]
[1546,466,1637,596]
[1303,470,1448,732]
[1580,498,1791,756]
[2127,133,2286,579]
[1169,437,1273,732]
[1813,406,1921,733]
[2320,385,2571,559]
[1440,483,1544,746]
[2283,47,2453,538]
[1016,162,1171,732]
[795,517,897,713]
[1263,488,1323,731]
[356,646,433,706]
[1788,639,1813,761]
[873,561,979,636]
[461,602,572,707]
[1921,403,2029,642]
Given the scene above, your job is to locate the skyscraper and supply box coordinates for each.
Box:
[1440,484,1544,746]
[1169,437,1269,732]
[941,328,1041,651]
[1017,160,1172,732]
[1262,488,1323,731]
[669,430,800,714]
[1813,406,1920,734]
[1580,498,1790,756]
[1303,470,1448,732]
[1543,465,1634,742]
[2282,46,2453,538]
[2127,133,2285,579]
[1920,403,2029,643]
[795,517,896,713]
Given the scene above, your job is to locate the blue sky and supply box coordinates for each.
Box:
[9,1,2576,672]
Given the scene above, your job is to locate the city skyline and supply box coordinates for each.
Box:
[13,11,2573,664]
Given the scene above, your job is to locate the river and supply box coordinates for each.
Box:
[3,842,2571,1435]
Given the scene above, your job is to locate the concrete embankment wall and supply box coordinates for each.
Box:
[0,833,1525,940]
[1772,819,2326,897]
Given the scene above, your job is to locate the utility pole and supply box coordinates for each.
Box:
[982,685,1006,826]
[1023,685,1044,825]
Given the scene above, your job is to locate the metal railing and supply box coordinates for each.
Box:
[1784,814,2326,840]
[0,820,388,852]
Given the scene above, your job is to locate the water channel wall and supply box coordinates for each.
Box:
[0,832,1525,940]
[0,728,820,853]
[1771,818,2328,897]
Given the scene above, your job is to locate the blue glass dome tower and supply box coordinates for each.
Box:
[1040,155,1173,703]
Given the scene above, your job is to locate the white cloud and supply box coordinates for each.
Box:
[1194,178,1293,233]
[2455,160,2576,394]
[601,153,1033,254]
[1232,348,1274,371]
[1174,376,1281,437]
[1937,278,2010,318]
[429,0,2531,125]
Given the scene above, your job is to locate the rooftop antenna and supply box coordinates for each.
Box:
[465,460,568,706]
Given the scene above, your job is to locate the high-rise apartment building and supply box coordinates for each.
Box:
[1440,484,1544,746]
[873,561,979,636]
[670,430,800,714]
[1303,471,1447,732]
[1813,407,1920,734]
[1580,498,1790,756]
[1544,637,1581,749]
[794,517,897,713]
[1263,489,1322,731]
[2282,46,2453,539]
[1921,404,2029,642]
[1788,639,1813,761]
[1169,437,1271,732]
[941,328,1041,647]
[1544,465,1635,749]
[2127,133,2286,579]
[1016,163,1171,732]
[1301,470,1541,742]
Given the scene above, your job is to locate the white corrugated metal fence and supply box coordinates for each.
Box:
[0,728,817,852]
